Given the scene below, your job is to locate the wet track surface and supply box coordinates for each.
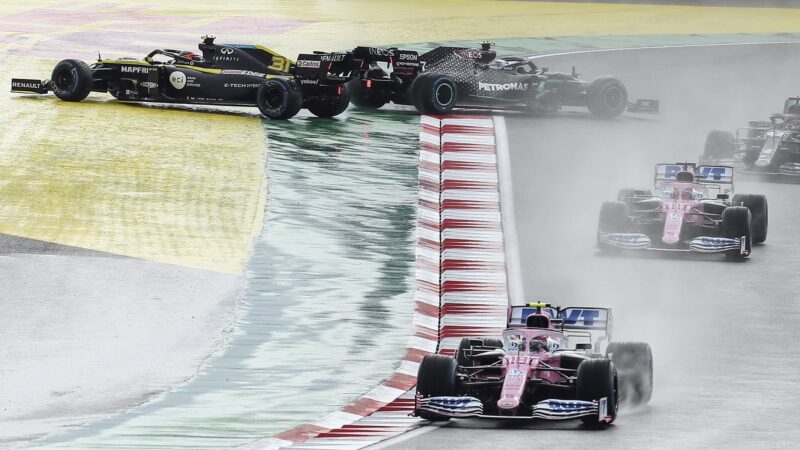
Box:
[32,110,420,448]
[384,43,800,449]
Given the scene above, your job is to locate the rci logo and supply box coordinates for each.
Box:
[169,72,187,90]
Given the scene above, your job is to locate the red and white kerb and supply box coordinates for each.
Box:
[244,115,509,450]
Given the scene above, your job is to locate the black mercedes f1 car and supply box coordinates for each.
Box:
[348,42,658,118]
[11,36,354,119]
[702,97,800,176]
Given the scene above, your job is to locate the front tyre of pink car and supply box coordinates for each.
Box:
[415,354,458,421]
[577,359,618,426]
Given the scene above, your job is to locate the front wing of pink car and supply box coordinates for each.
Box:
[415,396,612,422]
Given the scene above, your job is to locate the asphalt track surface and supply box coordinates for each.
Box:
[382,43,800,449]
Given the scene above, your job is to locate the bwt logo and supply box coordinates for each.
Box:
[548,400,589,411]
[663,165,728,181]
[560,309,601,326]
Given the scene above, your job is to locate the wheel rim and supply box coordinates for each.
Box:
[434,82,454,106]
[603,86,624,109]
[262,84,285,110]
[54,69,74,90]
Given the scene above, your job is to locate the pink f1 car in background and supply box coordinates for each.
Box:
[598,163,768,258]
[414,303,653,426]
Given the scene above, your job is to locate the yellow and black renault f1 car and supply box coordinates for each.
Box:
[11,36,354,119]
[349,42,658,118]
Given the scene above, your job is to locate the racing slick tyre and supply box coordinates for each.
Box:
[50,59,93,102]
[732,194,768,244]
[349,79,387,109]
[306,84,352,118]
[410,72,457,115]
[703,130,736,161]
[415,354,458,421]
[456,337,503,367]
[597,201,629,249]
[576,358,618,426]
[606,342,653,405]
[257,78,303,120]
[586,76,628,119]
[721,206,752,258]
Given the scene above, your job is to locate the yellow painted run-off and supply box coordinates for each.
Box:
[0,58,267,274]
[0,1,798,274]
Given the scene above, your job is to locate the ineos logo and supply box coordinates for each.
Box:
[220,48,234,55]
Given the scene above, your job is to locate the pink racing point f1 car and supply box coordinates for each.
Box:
[598,163,768,258]
[413,304,653,426]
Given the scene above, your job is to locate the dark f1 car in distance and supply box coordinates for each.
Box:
[414,303,653,425]
[348,42,659,118]
[702,97,800,176]
[598,163,768,258]
[11,36,354,120]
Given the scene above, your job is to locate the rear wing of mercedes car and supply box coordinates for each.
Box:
[351,46,422,75]
[507,304,612,351]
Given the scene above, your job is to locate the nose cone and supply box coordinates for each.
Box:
[662,210,684,245]
[497,396,519,410]
[662,231,680,245]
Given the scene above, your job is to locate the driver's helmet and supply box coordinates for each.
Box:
[680,187,694,200]
[529,336,548,353]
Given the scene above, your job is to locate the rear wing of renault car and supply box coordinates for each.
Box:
[293,52,356,84]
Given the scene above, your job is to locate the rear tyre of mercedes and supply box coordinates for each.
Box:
[703,130,736,162]
[415,354,458,421]
[586,76,628,118]
[51,59,93,102]
[576,358,618,426]
[349,79,387,109]
[606,342,653,406]
[597,201,629,249]
[256,78,303,120]
[732,193,768,244]
[307,84,351,118]
[409,72,457,115]
[721,206,752,258]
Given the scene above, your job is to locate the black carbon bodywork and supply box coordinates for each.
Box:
[703,98,800,176]
[349,43,658,116]
[11,36,355,118]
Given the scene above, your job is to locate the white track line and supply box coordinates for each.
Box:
[492,116,524,307]
[527,40,800,60]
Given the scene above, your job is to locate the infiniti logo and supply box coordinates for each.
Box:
[220,47,234,55]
